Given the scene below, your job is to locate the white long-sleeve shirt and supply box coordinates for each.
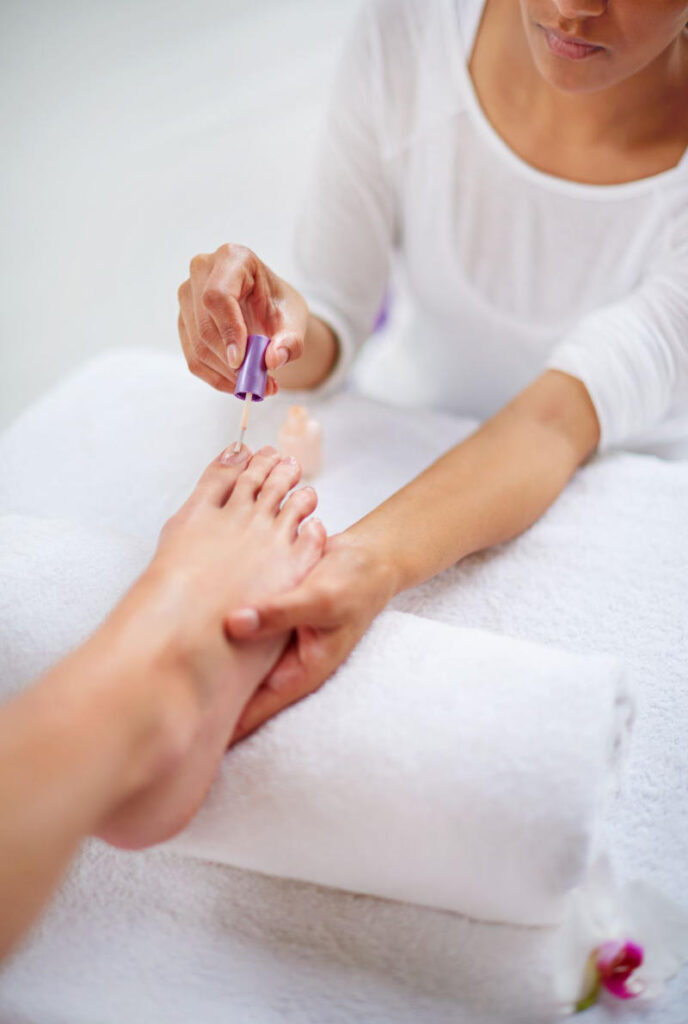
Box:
[294,0,688,454]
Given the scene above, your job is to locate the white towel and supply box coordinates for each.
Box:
[1,350,687,1023]
[0,512,633,926]
[172,613,632,926]
[0,515,147,695]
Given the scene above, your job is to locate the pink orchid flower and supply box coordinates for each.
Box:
[554,855,688,1016]
[595,939,644,998]
[575,939,644,1012]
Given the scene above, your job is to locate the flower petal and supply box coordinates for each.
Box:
[596,938,644,980]
[596,939,627,974]
[602,974,645,1000]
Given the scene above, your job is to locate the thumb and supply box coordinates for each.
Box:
[265,329,305,372]
[230,627,331,744]
[224,583,336,640]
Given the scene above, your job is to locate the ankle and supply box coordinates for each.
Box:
[85,638,198,806]
[78,579,207,808]
[94,566,261,801]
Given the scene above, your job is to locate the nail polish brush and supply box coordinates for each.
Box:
[233,333,270,451]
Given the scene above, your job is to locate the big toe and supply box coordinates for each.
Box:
[185,445,252,509]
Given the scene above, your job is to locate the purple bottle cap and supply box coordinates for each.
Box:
[234,334,270,401]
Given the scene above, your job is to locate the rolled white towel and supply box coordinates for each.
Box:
[0,513,634,927]
[170,610,633,926]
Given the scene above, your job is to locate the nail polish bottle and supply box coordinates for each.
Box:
[278,405,323,479]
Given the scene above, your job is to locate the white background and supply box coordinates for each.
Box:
[0,0,358,429]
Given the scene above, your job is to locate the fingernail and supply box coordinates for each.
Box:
[227,343,240,368]
[232,607,260,632]
[220,446,249,466]
[273,347,288,368]
[267,668,294,693]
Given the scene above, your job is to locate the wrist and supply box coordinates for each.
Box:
[339,521,403,608]
[274,312,338,391]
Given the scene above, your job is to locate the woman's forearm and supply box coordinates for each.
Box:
[274,313,339,391]
[348,370,600,593]
[222,373,599,743]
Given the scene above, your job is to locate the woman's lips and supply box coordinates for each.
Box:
[540,26,604,61]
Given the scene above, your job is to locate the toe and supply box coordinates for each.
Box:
[292,517,327,575]
[226,446,281,507]
[256,456,302,514]
[278,485,318,536]
[186,445,251,508]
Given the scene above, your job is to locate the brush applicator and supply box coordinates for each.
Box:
[233,333,270,451]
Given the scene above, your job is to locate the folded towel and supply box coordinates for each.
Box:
[0,513,633,927]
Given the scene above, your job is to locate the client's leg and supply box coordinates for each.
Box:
[96,444,326,849]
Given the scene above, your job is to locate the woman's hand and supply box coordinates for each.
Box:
[225,531,399,742]
[177,243,309,394]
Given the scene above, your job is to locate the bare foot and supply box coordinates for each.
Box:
[96,444,326,849]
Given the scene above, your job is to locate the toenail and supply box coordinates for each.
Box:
[231,607,260,632]
[283,456,299,467]
[220,446,249,466]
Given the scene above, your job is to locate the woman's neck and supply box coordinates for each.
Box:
[469,0,688,184]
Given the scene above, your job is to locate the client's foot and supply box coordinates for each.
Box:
[96,445,326,849]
